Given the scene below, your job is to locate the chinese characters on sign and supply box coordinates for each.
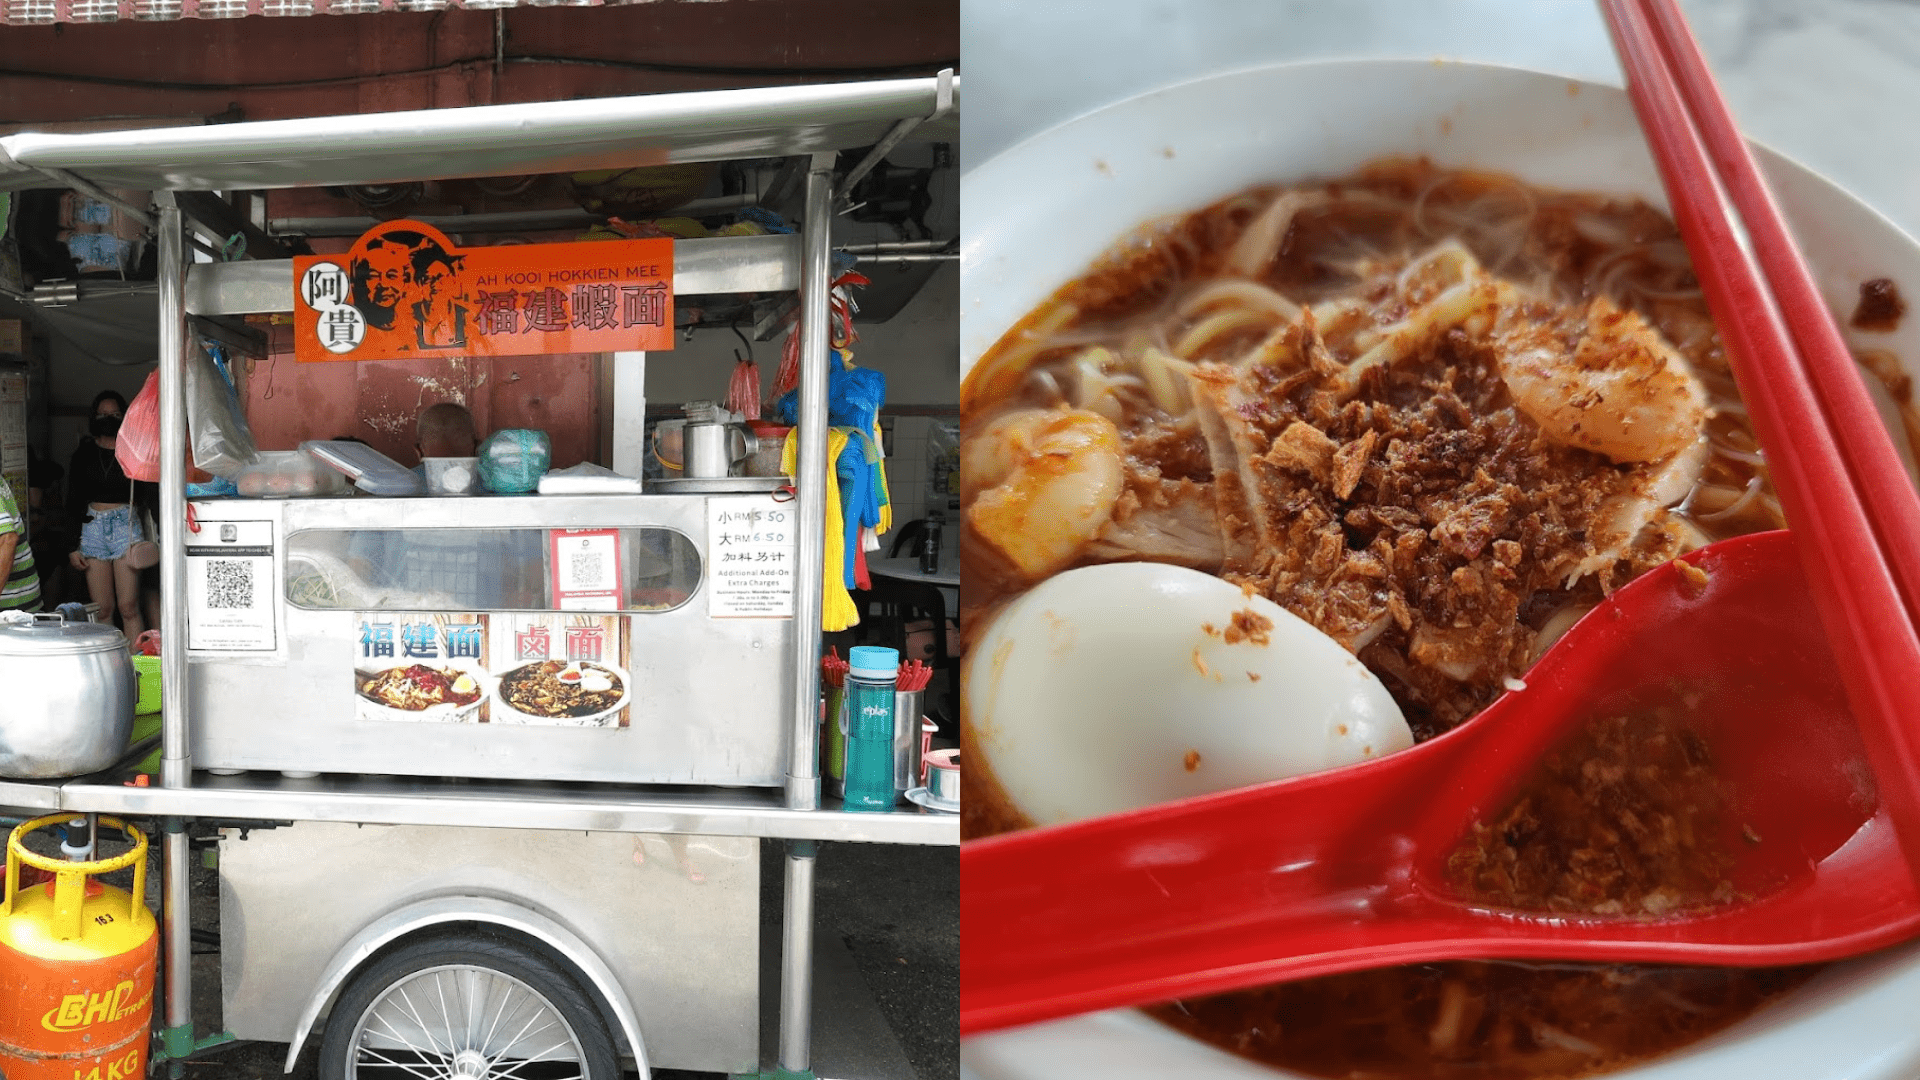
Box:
[294,220,674,363]
[707,496,797,618]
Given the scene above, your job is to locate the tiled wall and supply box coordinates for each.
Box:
[881,413,959,550]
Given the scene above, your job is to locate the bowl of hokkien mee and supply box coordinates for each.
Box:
[958,60,1920,1080]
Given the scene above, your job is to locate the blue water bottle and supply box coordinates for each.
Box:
[842,646,899,812]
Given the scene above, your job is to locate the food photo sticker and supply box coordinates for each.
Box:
[293,219,675,363]
[353,612,491,724]
[488,613,634,729]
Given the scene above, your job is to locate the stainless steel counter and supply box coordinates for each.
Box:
[0,771,959,844]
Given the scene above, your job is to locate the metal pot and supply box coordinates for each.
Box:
[0,611,135,778]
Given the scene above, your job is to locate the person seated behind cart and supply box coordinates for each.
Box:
[346,403,540,608]
[0,476,41,613]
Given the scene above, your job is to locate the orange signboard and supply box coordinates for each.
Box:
[293,220,674,363]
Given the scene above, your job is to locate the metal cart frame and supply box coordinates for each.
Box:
[0,71,959,1079]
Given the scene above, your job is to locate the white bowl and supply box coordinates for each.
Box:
[960,59,1920,1080]
[489,659,633,728]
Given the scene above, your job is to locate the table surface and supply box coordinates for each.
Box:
[963,0,1920,242]
[870,554,961,588]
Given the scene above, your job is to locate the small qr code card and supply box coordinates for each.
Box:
[549,528,622,611]
[186,518,277,652]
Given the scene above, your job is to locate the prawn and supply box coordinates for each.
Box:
[964,408,1125,580]
[1492,294,1709,464]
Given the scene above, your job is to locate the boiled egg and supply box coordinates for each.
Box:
[451,673,477,696]
[581,671,614,693]
[967,562,1413,826]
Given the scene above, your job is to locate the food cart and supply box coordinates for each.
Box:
[0,71,958,1080]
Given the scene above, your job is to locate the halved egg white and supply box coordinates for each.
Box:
[967,562,1413,826]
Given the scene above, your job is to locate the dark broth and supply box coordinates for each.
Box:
[1449,708,1738,918]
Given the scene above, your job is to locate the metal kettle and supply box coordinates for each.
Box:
[0,610,135,778]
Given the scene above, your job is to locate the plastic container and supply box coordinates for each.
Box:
[841,646,899,812]
[422,456,479,496]
[478,429,552,494]
[744,424,791,478]
[823,684,848,794]
[232,449,349,499]
[301,440,425,497]
[132,655,162,716]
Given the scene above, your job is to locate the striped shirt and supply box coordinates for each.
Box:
[0,478,40,612]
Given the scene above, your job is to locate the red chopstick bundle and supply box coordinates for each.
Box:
[1602,0,1920,870]
[821,647,848,689]
[896,659,933,692]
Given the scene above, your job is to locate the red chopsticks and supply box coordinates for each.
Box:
[897,659,934,693]
[1601,0,1920,869]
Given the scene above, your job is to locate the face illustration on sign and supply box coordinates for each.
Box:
[347,224,471,352]
[294,219,674,362]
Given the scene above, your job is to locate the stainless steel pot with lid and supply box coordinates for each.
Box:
[0,610,136,778]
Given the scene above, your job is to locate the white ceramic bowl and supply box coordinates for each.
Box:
[960,59,1920,1080]
[490,659,633,728]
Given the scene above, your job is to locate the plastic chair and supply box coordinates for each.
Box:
[887,518,934,559]
[866,575,958,736]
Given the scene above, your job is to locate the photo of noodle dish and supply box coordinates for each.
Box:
[959,59,1920,1080]
[491,660,632,727]
[354,659,489,724]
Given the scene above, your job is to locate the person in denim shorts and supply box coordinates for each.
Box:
[67,390,148,637]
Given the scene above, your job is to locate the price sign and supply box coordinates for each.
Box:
[707,496,796,618]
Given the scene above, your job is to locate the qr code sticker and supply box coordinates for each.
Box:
[570,551,603,583]
[205,560,254,609]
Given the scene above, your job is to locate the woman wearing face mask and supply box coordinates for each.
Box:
[66,390,147,638]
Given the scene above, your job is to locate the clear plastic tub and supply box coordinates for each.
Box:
[422,456,480,496]
[233,449,349,498]
[301,440,425,497]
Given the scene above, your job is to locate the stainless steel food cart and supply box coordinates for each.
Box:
[0,70,958,1079]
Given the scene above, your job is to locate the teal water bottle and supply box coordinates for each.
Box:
[842,646,899,812]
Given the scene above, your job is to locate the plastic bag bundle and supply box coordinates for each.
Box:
[727,358,762,420]
[478,429,552,494]
[774,269,869,398]
[115,371,162,482]
[772,349,885,432]
[186,340,258,477]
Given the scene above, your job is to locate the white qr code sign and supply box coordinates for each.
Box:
[186,518,277,652]
[549,528,622,612]
[707,495,796,618]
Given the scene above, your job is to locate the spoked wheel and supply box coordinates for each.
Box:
[317,932,620,1080]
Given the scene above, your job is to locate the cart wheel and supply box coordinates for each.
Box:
[317,931,620,1080]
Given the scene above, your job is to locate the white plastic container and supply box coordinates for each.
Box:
[421,456,479,496]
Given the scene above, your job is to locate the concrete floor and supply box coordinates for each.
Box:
[174,836,958,1080]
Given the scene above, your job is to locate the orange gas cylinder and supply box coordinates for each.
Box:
[0,816,157,1080]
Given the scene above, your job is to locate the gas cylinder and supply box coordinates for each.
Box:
[0,815,157,1080]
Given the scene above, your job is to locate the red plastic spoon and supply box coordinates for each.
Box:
[960,530,1920,1035]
